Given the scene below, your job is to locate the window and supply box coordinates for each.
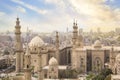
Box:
[44,74,47,78]
[27,65,29,68]
[51,68,54,71]
[34,60,36,62]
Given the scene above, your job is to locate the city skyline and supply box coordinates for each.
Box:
[0,0,120,32]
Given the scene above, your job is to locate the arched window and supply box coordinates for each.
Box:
[80,57,84,67]
[27,65,29,68]
[94,57,102,72]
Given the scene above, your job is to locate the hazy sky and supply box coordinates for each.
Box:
[0,0,120,32]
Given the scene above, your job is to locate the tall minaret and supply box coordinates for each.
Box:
[15,17,23,72]
[24,45,32,80]
[71,20,78,69]
[55,31,60,64]
[110,45,115,70]
[72,20,78,48]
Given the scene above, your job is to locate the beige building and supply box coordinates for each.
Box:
[71,21,112,73]
[13,18,120,80]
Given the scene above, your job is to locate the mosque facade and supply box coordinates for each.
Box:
[13,18,120,80]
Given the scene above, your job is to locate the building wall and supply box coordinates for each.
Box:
[92,49,105,72]
[30,53,47,72]
[59,47,71,65]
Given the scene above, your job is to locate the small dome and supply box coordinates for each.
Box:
[94,40,102,48]
[49,57,58,66]
[29,36,44,48]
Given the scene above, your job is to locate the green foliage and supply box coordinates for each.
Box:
[100,68,113,77]
[59,69,77,79]
[105,74,111,80]
[92,75,105,80]
[86,73,95,80]
[91,68,113,80]
[3,49,9,55]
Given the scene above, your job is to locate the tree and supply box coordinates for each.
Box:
[92,75,105,80]
[3,49,9,55]
[86,73,95,80]
[100,68,113,77]
[92,68,113,80]
[59,69,78,79]
[105,74,111,80]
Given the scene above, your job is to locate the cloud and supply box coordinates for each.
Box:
[1,0,120,32]
[11,0,48,14]
[28,0,120,32]
[63,0,120,32]
[0,12,6,16]
[16,6,26,13]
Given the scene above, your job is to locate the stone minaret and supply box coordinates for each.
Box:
[15,17,23,72]
[110,45,116,71]
[71,20,78,69]
[55,31,59,64]
[24,46,32,80]
[72,20,78,48]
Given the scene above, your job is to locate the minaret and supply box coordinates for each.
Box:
[15,17,23,72]
[72,20,78,48]
[110,45,115,70]
[71,20,78,69]
[55,31,60,64]
[24,45,32,80]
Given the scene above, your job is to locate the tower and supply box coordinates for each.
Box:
[71,20,78,68]
[55,31,59,64]
[24,46,32,80]
[110,45,116,71]
[72,20,78,48]
[15,17,23,72]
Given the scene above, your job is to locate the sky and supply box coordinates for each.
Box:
[0,0,120,33]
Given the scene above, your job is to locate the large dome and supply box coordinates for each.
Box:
[49,57,58,66]
[29,36,44,48]
[94,40,102,48]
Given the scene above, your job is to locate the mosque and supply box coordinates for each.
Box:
[12,17,120,80]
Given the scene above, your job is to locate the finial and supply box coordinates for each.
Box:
[76,20,77,26]
[25,44,30,55]
[73,19,76,25]
[16,17,19,21]
[56,31,58,35]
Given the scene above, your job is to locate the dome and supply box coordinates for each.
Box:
[94,40,102,48]
[29,36,44,48]
[49,57,58,66]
